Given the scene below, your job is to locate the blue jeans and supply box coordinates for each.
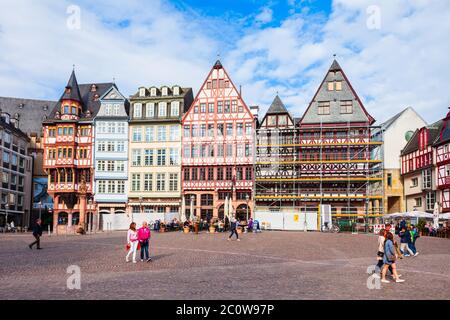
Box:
[408,241,417,254]
[140,240,149,260]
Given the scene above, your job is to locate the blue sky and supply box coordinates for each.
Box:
[0,0,449,124]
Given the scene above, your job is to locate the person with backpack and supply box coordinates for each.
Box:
[399,227,414,257]
[381,232,405,283]
[227,217,240,241]
[138,221,152,262]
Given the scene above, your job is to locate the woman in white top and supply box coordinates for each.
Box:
[126,222,139,263]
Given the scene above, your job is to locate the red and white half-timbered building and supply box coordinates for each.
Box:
[43,70,113,234]
[181,60,257,220]
[435,110,450,212]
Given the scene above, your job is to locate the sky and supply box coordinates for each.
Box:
[0,0,449,124]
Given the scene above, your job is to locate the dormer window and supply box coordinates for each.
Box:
[91,84,97,92]
[139,88,146,97]
[65,87,71,94]
[173,86,180,95]
[63,105,70,114]
[71,106,78,115]
[43,105,48,111]
[18,103,24,109]
[162,87,168,96]
[150,88,157,97]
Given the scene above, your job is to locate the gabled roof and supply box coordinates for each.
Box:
[434,109,450,146]
[0,97,56,136]
[401,120,443,155]
[299,59,375,125]
[62,70,83,103]
[267,95,289,114]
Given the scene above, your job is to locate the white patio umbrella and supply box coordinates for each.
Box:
[189,196,195,222]
[405,211,434,219]
[224,196,229,221]
[433,202,440,229]
[382,212,403,219]
[439,213,450,220]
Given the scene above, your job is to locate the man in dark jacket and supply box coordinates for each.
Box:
[29,219,43,250]
[399,227,414,256]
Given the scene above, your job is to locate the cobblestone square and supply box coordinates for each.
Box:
[0,231,449,300]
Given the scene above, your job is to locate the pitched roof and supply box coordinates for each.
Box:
[62,70,82,103]
[434,110,450,146]
[48,82,114,121]
[401,120,443,155]
[0,97,56,136]
[379,107,427,131]
[267,95,289,114]
[299,59,375,125]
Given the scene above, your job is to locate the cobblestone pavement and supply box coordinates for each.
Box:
[0,230,449,300]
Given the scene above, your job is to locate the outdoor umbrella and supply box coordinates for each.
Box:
[433,202,440,229]
[440,213,450,220]
[382,213,403,219]
[224,196,229,221]
[405,211,434,219]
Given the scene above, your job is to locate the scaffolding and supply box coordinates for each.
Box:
[255,122,384,231]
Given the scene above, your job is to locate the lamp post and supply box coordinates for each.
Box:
[138,196,143,222]
[245,194,250,222]
[190,195,195,221]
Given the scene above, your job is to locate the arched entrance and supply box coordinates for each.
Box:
[72,212,80,226]
[236,204,250,222]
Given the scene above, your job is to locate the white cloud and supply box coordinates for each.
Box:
[255,7,273,24]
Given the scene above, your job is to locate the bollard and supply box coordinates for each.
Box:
[48,225,51,236]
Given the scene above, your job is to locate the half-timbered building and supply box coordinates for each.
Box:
[42,70,113,234]
[182,60,256,221]
[434,110,450,212]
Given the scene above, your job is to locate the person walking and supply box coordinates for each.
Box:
[375,228,386,274]
[408,225,419,256]
[381,232,405,283]
[28,219,43,250]
[138,221,152,262]
[227,217,240,241]
[126,222,139,263]
[399,227,414,257]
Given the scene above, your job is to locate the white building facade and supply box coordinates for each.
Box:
[94,85,129,223]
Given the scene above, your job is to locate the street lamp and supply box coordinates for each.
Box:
[245,194,250,222]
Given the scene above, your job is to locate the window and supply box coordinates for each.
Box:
[426,192,436,211]
[169,173,178,191]
[217,167,224,180]
[2,172,8,183]
[170,101,180,117]
[200,103,206,113]
[132,128,142,142]
[226,123,233,136]
[184,125,190,138]
[217,144,224,157]
[208,124,214,137]
[232,100,237,113]
[156,173,166,191]
[207,82,212,89]
[414,197,422,207]
[144,149,154,166]
[268,115,276,126]
[224,101,231,113]
[144,174,153,191]
[217,124,224,137]
[117,181,125,194]
[97,161,105,171]
[169,148,179,165]
[173,86,180,95]
[226,167,233,180]
[422,169,432,189]
[387,173,392,187]
[158,102,167,117]
[108,181,116,194]
[200,124,206,137]
[201,194,213,206]
[340,100,353,114]
[145,127,154,142]
[162,87,168,96]
[335,81,342,91]
[192,125,198,138]
[150,88,157,96]
[208,103,214,113]
[236,144,243,157]
[236,167,243,180]
[117,142,125,152]
[146,103,155,118]
[327,82,334,91]
[217,101,223,113]
[245,123,252,136]
[139,88,146,97]
[236,123,243,136]
[132,149,141,166]
[245,167,252,180]
[318,101,330,115]
[170,125,179,141]
[184,147,190,158]
[194,106,199,113]
[98,181,106,193]
[157,149,166,166]
[245,144,252,157]
[158,126,166,141]
[411,177,419,188]
[226,144,233,158]
[116,161,125,172]
[133,103,142,118]
[3,152,10,163]
[131,174,141,192]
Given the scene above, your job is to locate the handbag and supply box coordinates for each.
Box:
[126,243,130,251]
[137,242,141,250]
